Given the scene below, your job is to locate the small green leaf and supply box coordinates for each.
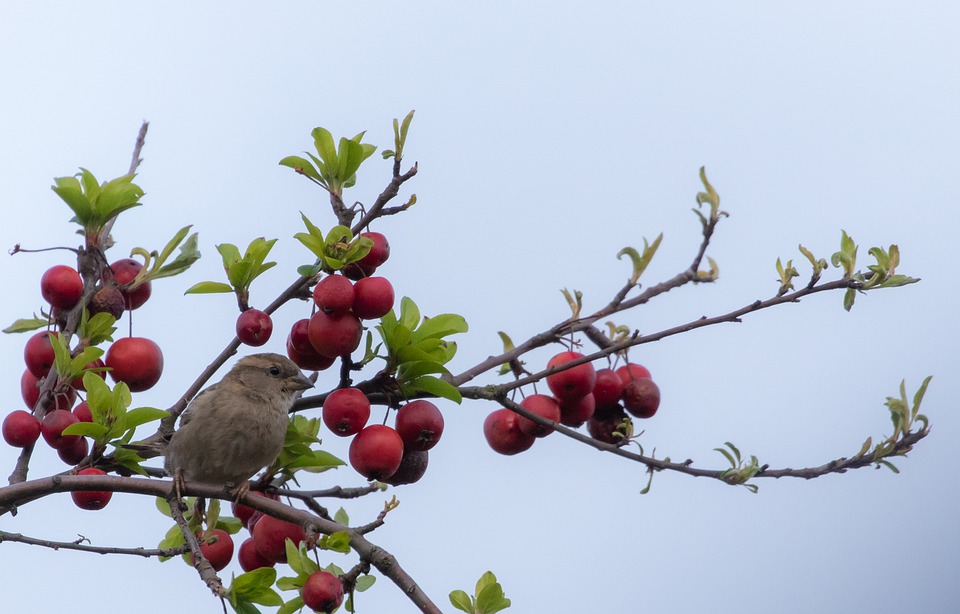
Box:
[184,281,234,295]
[3,314,49,334]
[355,575,376,592]
[404,375,462,404]
[842,288,857,311]
[334,507,349,526]
[449,590,474,613]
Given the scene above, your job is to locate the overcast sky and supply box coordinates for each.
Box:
[1,2,957,613]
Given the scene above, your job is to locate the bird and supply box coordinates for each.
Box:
[164,353,314,499]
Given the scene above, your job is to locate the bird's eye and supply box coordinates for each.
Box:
[269,366,281,376]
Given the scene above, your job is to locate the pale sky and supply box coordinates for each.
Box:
[1,2,957,613]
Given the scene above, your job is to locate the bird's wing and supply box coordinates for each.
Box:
[178,383,220,428]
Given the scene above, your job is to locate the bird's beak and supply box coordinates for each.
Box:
[288,373,315,392]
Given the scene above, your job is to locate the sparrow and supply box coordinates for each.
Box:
[164,353,313,498]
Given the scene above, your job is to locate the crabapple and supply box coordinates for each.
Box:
[286,333,336,371]
[72,401,93,423]
[622,377,660,419]
[71,468,112,510]
[517,394,561,438]
[106,337,163,391]
[57,435,89,465]
[236,309,273,347]
[322,387,370,437]
[351,276,394,320]
[545,351,597,401]
[395,400,444,451]
[253,514,306,564]
[616,362,651,385]
[191,529,235,571]
[40,409,79,449]
[559,393,596,427]
[238,537,275,571]
[301,570,344,613]
[592,368,625,408]
[71,359,106,391]
[40,265,83,310]
[307,311,362,357]
[382,449,429,486]
[2,410,41,448]
[587,406,630,445]
[358,231,390,268]
[89,285,126,319]
[312,275,355,315]
[483,409,535,455]
[110,258,152,309]
[349,425,404,480]
[24,331,57,379]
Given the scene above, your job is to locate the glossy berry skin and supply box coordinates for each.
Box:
[382,449,429,486]
[592,368,625,409]
[238,537,276,571]
[313,275,355,315]
[40,409,80,449]
[322,388,370,437]
[301,570,344,613]
[286,334,336,372]
[615,363,652,385]
[559,393,596,427]
[236,309,273,347]
[349,425,404,480]
[307,311,362,358]
[351,276,394,320]
[57,435,89,465]
[483,409,535,455]
[41,265,83,309]
[253,514,306,564]
[24,331,58,379]
[71,468,112,510]
[73,401,93,423]
[110,258,152,310]
[622,377,660,419]
[358,231,390,268]
[2,410,41,448]
[395,400,444,451]
[517,394,561,438]
[191,529,235,571]
[106,337,164,392]
[546,351,597,401]
[341,262,377,281]
[231,490,278,530]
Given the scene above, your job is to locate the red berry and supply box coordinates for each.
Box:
[106,337,163,392]
[395,400,444,451]
[312,275,355,315]
[20,369,40,410]
[322,388,370,437]
[72,401,93,423]
[190,529,235,571]
[71,468,112,510]
[110,258,152,310]
[351,276,394,320]
[483,409,535,455]
[382,449,429,486]
[341,262,377,280]
[57,435,89,465]
[558,393,596,427]
[252,514,306,564]
[517,394,561,438]
[40,409,80,449]
[615,363,652,385]
[307,311,362,358]
[238,537,276,571]
[622,377,660,419]
[40,265,83,310]
[236,309,273,347]
[301,570,344,613]
[2,410,41,448]
[545,351,597,401]
[358,231,390,268]
[286,333,336,371]
[592,368,625,409]
[349,425,404,480]
[24,331,57,379]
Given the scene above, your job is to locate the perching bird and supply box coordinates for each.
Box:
[164,353,313,497]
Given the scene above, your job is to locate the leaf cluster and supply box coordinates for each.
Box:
[293,215,373,277]
[125,225,201,289]
[376,297,468,403]
[185,237,277,307]
[271,416,346,480]
[449,571,511,614]
[51,168,144,241]
[279,128,377,196]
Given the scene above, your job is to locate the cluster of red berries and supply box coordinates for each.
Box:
[484,350,661,454]
[324,389,443,485]
[230,493,344,612]
[4,262,164,478]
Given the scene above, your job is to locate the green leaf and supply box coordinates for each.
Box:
[398,297,421,331]
[911,376,933,421]
[312,127,338,169]
[842,288,856,311]
[476,583,507,614]
[277,596,304,614]
[319,531,351,554]
[449,590,474,613]
[404,375,462,404]
[334,507,349,526]
[3,314,49,334]
[354,574,376,592]
[411,313,469,343]
[62,422,110,438]
[184,281,234,295]
[123,406,170,429]
[475,571,497,596]
[279,155,322,182]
